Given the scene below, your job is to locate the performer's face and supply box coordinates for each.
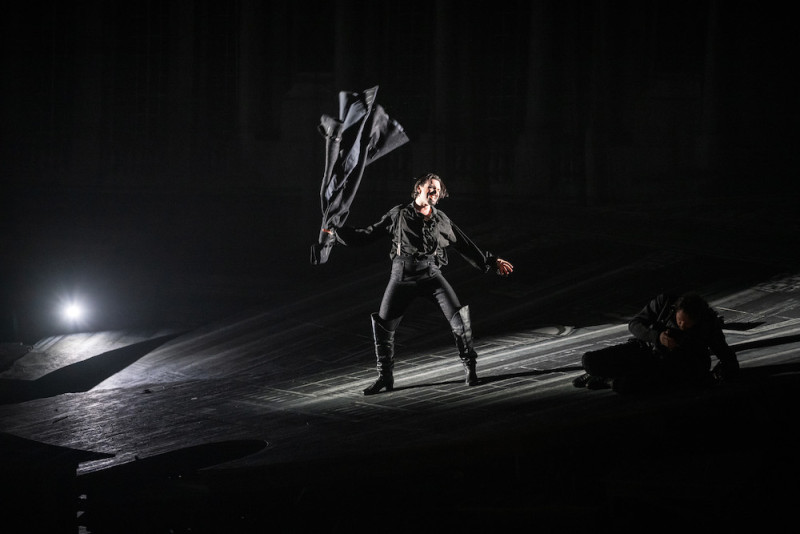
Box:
[418,179,442,206]
[675,309,697,331]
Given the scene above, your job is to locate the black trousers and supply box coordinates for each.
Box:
[582,338,711,393]
[378,257,461,332]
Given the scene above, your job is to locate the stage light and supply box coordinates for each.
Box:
[59,298,90,328]
[63,302,85,322]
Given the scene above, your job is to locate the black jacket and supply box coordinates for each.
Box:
[336,203,497,273]
[628,293,737,364]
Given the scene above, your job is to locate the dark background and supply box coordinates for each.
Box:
[2,0,798,343]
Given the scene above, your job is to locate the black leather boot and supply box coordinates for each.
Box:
[363,313,395,395]
[449,306,479,386]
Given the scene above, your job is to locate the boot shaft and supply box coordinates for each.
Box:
[371,313,395,369]
[365,313,395,395]
[449,306,476,361]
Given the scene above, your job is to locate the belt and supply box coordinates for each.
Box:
[395,255,435,264]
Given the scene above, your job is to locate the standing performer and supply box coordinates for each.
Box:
[323,173,514,395]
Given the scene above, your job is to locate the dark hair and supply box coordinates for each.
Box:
[674,292,710,320]
[411,173,448,199]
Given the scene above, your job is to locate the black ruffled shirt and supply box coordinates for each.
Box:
[336,203,496,273]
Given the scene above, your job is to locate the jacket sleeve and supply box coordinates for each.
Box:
[628,294,671,346]
[446,219,497,273]
[334,206,397,247]
[706,314,737,363]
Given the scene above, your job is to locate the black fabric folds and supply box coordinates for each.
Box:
[311,86,409,265]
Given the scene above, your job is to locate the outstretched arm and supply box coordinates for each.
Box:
[325,207,398,247]
[447,219,514,276]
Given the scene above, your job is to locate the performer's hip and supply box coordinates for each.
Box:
[391,256,440,281]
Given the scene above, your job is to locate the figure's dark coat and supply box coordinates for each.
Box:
[311,86,409,265]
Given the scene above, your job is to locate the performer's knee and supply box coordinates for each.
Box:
[379,315,402,332]
[581,350,598,371]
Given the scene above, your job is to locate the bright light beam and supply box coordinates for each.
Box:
[62,301,86,323]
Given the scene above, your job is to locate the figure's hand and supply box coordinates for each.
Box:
[318,228,337,246]
[659,329,680,350]
[496,258,514,276]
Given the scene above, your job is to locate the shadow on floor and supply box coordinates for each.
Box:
[0,435,267,534]
[0,333,182,404]
[50,362,800,532]
[0,433,114,534]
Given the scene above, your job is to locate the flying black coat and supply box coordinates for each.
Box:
[311,86,409,265]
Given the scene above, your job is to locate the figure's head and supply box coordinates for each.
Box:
[411,173,448,206]
[674,293,710,331]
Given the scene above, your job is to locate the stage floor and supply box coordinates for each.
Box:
[2,195,799,532]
